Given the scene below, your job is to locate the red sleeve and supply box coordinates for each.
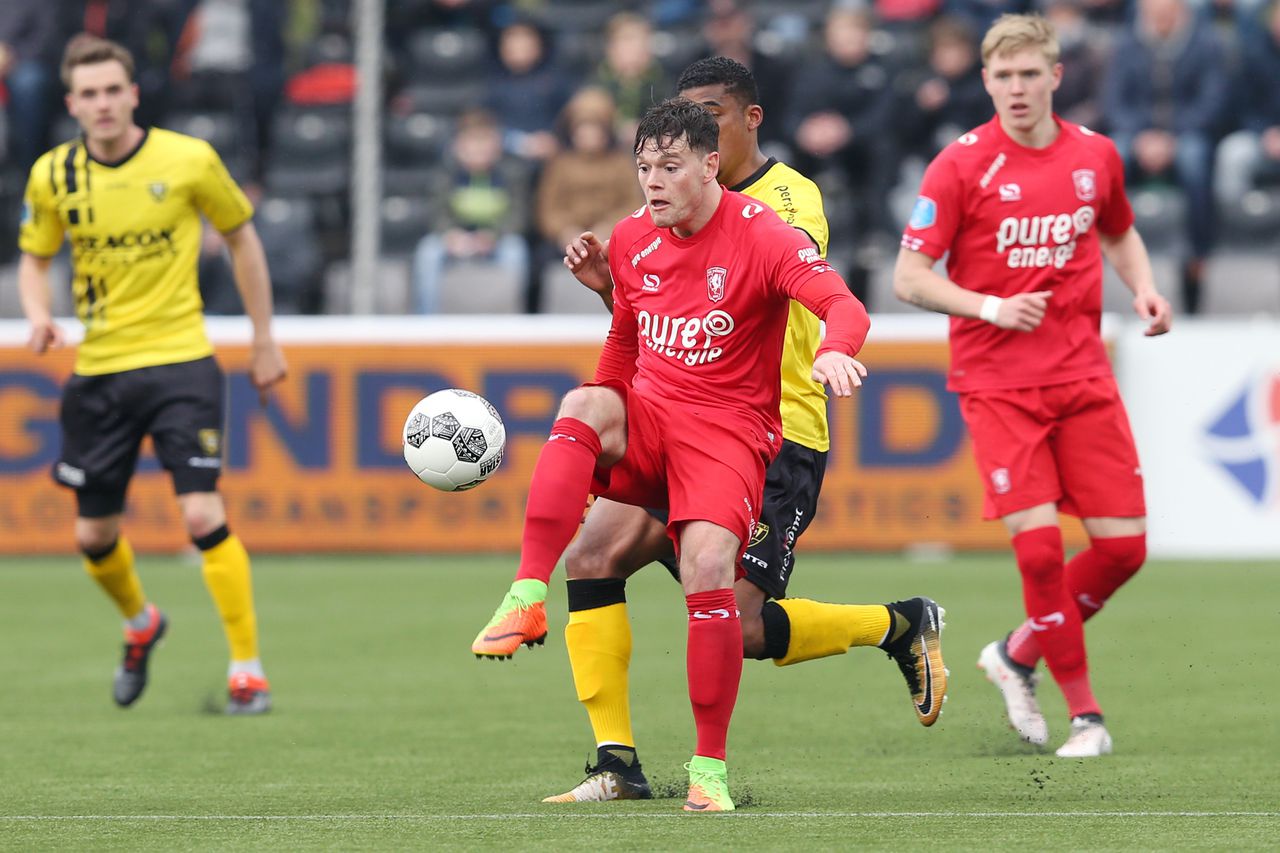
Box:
[900,152,964,260]
[1097,139,1136,236]
[593,300,639,384]
[794,273,871,357]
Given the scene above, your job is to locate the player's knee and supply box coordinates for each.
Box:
[178,492,227,540]
[75,518,120,555]
[680,548,734,591]
[1092,534,1146,577]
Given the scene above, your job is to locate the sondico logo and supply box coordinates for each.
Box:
[994,205,1094,269]
[631,235,662,267]
[637,308,735,366]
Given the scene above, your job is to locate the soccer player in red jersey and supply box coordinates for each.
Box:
[893,14,1173,758]
[501,97,869,810]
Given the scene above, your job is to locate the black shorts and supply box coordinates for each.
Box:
[53,356,227,517]
[653,438,827,599]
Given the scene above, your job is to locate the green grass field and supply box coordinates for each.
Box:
[2,553,1276,850]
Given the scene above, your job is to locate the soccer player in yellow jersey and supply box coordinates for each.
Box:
[470,57,948,802]
[16,35,287,714]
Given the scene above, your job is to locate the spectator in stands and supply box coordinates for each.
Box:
[698,0,793,150]
[592,12,670,145]
[896,15,993,162]
[947,0,1035,32]
[531,87,643,312]
[1040,0,1106,129]
[784,5,897,243]
[0,5,58,172]
[1215,0,1280,202]
[1101,0,1228,314]
[485,19,573,163]
[412,109,532,313]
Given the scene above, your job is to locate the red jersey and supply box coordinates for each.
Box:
[597,189,869,445]
[901,116,1135,392]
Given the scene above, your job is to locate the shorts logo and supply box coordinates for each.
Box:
[991,467,1012,495]
[1072,169,1096,202]
[149,182,168,202]
[748,521,770,548]
[56,462,86,487]
[908,196,937,230]
[706,266,727,302]
[198,428,222,456]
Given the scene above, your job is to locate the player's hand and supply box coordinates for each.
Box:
[27,320,65,354]
[250,338,288,406]
[812,352,868,398]
[994,291,1052,332]
[1133,289,1173,336]
[564,232,612,295]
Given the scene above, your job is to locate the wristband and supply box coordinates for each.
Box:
[979,295,1004,324]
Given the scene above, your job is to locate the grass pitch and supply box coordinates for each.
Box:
[1,552,1276,850]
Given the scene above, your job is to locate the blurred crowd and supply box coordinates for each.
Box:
[3,0,1280,315]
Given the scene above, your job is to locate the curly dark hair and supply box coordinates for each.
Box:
[633,97,719,157]
[675,56,759,107]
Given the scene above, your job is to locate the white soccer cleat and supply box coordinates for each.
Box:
[1055,715,1113,758]
[977,640,1049,746]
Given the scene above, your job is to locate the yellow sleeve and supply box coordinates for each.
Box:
[17,154,65,258]
[782,178,829,259]
[190,141,254,233]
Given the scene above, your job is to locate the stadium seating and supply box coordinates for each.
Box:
[254,197,325,314]
[264,108,351,197]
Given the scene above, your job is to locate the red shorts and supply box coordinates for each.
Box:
[586,379,776,559]
[959,375,1146,520]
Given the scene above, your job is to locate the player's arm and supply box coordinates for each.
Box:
[792,273,870,398]
[564,231,614,313]
[1099,226,1172,337]
[892,247,1052,333]
[17,252,65,354]
[222,221,288,403]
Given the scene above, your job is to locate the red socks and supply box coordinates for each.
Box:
[686,588,742,762]
[1009,527,1099,718]
[514,418,603,584]
[1007,534,1146,666]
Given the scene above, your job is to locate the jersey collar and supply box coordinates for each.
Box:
[86,127,150,168]
[728,157,777,193]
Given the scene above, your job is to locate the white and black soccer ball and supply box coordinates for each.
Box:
[403,389,506,492]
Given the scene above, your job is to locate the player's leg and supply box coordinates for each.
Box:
[56,371,165,707]
[542,498,666,803]
[149,357,268,714]
[746,441,948,725]
[678,519,743,813]
[473,383,628,658]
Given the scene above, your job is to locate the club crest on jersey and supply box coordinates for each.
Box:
[148,182,168,202]
[706,266,727,302]
[1072,169,1096,202]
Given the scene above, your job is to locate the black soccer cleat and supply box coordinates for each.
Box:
[882,596,948,726]
[542,746,654,803]
[113,604,168,707]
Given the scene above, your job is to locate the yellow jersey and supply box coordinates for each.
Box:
[19,127,253,375]
[731,158,831,452]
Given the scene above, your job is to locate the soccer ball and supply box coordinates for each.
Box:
[402,389,506,491]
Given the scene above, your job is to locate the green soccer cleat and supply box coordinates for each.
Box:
[682,755,734,812]
[471,579,548,659]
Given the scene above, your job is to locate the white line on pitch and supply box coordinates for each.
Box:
[2,812,1277,821]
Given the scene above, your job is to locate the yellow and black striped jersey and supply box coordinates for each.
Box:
[732,158,832,452]
[19,127,253,375]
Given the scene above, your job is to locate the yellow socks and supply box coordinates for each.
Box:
[83,535,145,619]
[773,598,891,666]
[197,527,260,662]
[565,579,635,748]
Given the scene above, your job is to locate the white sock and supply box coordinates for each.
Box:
[125,604,153,632]
[229,658,265,679]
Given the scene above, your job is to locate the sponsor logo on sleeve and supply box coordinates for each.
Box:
[908,196,938,230]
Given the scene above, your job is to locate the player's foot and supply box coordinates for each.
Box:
[226,672,272,715]
[113,603,167,707]
[881,596,949,726]
[472,578,548,659]
[682,755,734,812]
[1055,714,1113,758]
[542,746,653,803]
[977,638,1049,746]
